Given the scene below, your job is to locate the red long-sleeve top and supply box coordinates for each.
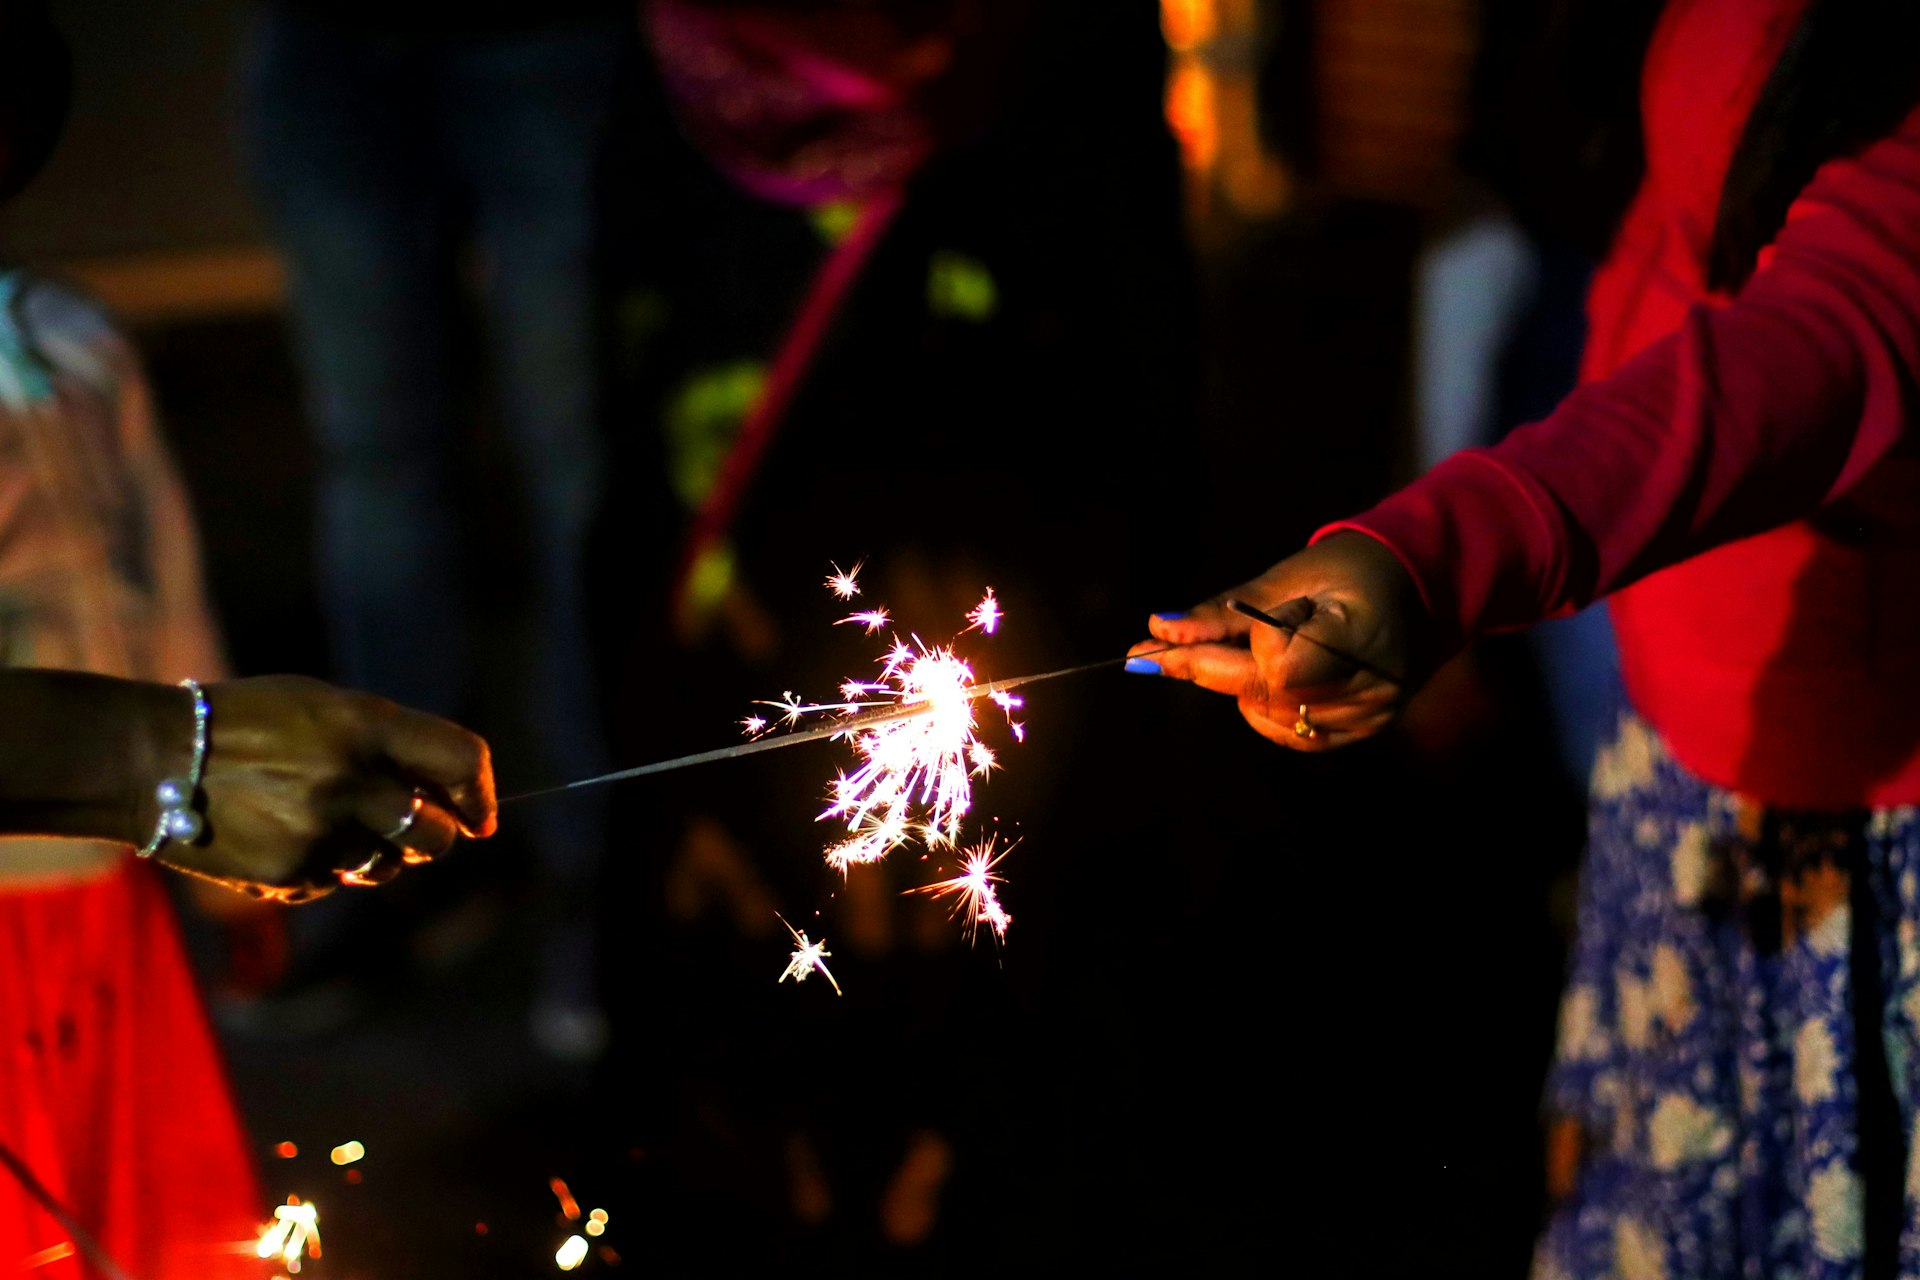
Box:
[1325,0,1920,808]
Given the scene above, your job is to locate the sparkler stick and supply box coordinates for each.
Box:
[500,651,1160,805]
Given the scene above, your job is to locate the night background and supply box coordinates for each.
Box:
[1,1,1615,1273]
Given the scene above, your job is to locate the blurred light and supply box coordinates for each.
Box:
[20,1243,75,1266]
[1160,0,1217,52]
[589,1208,609,1225]
[550,1176,582,1221]
[476,1222,490,1236]
[556,1235,590,1270]
[1165,63,1220,173]
[329,1140,365,1166]
[586,1219,606,1238]
[273,1141,298,1159]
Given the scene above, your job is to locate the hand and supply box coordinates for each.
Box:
[145,675,497,902]
[1127,532,1436,750]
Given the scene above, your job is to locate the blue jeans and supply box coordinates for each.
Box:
[240,9,623,999]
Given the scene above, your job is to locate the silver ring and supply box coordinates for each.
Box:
[340,851,384,886]
[383,790,427,842]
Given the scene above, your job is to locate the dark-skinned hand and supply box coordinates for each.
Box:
[141,675,497,902]
[1127,532,1439,750]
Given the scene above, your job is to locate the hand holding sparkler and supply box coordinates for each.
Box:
[1127,532,1435,750]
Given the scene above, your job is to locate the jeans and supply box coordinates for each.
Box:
[240,8,623,1007]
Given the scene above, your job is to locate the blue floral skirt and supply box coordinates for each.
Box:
[1535,713,1920,1280]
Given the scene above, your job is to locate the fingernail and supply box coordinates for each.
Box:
[1124,657,1162,676]
[1151,610,1188,621]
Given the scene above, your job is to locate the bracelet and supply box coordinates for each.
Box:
[136,678,210,858]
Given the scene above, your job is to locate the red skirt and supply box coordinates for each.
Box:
[0,860,262,1278]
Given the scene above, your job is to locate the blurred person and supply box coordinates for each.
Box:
[237,0,629,1057]
[1133,0,1920,1273]
[0,9,497,1272]
[1406,0,1663,785]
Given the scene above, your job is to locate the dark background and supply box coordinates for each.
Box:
[1,1,1593,1274]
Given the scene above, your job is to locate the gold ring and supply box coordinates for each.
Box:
[1293,704,1316,739]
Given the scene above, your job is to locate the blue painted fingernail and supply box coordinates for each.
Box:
[1151,610,1188,621]
[1125,657,1162,676]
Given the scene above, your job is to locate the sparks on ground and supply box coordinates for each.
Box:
[256,1197,320,1273]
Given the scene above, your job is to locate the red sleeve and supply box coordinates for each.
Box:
[1321,101,1920,647]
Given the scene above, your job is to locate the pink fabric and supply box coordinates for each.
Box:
[645,0,946,205]
[1327,0,1920,807]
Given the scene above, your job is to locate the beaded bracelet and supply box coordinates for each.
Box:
[136,678,210,858]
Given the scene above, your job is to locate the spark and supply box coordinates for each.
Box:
[837,608,890,634]
[777,914,842,995]
[556,1234,590,1270]
[256,1197,320,1273]
[826,560,863,599]
[967,588,1002,634]
[909,839,1014,942]
[550,1176,581,1220]
[329,1140,365,1166]
[741,714,767,736]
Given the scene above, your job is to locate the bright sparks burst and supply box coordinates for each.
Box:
[967,588,1002,634]
[777,914,842,995]
[256,1197,320,1273]
[910,838,1014,943]
[825,560,863,599]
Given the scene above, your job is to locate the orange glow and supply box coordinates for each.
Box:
[1160,0,1217,52]
[272,1141,298,1159]
[550,1176,581,1221]
[329,1140,365,1166]
[1165,63,1220,173]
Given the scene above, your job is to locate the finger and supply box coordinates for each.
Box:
[1140,641,1260,698]
[372,704,498,837]
[1145,596,1254,646]
[1241,699,1384,752]
[350,781,461,863]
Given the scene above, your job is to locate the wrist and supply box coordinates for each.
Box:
[126,680,199,851]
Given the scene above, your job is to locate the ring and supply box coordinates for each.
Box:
[339,851,384,886]
[383,790,427,843]
[1293,704,1316,739]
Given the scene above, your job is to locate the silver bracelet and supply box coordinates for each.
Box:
[136,678,210,858]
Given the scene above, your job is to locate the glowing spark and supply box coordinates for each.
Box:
[967,588,1002,634]
[826,560,863,599]
[910,839,1014,942]
[272,1141,298,1159]
[556,1234,590,1270]
[741,714,767,736]
[838,608,890,634]
[550,1176,581,1220]
[256,1197,320,1272]
[777,915,842,995]
[329,1140,365,1166]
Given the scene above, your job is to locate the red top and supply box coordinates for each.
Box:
[1324,0,1920,808]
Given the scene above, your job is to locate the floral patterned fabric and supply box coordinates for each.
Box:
[1536,711,1920,1279]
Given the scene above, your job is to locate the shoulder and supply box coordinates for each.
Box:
[8,272,141,397]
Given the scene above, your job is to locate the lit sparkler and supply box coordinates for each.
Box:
[825,560,863,599]
[909,838,1014,943]
[777,914,842,995]
[256,1196,321,1273]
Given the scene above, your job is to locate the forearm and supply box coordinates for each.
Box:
[0,669,191,846]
